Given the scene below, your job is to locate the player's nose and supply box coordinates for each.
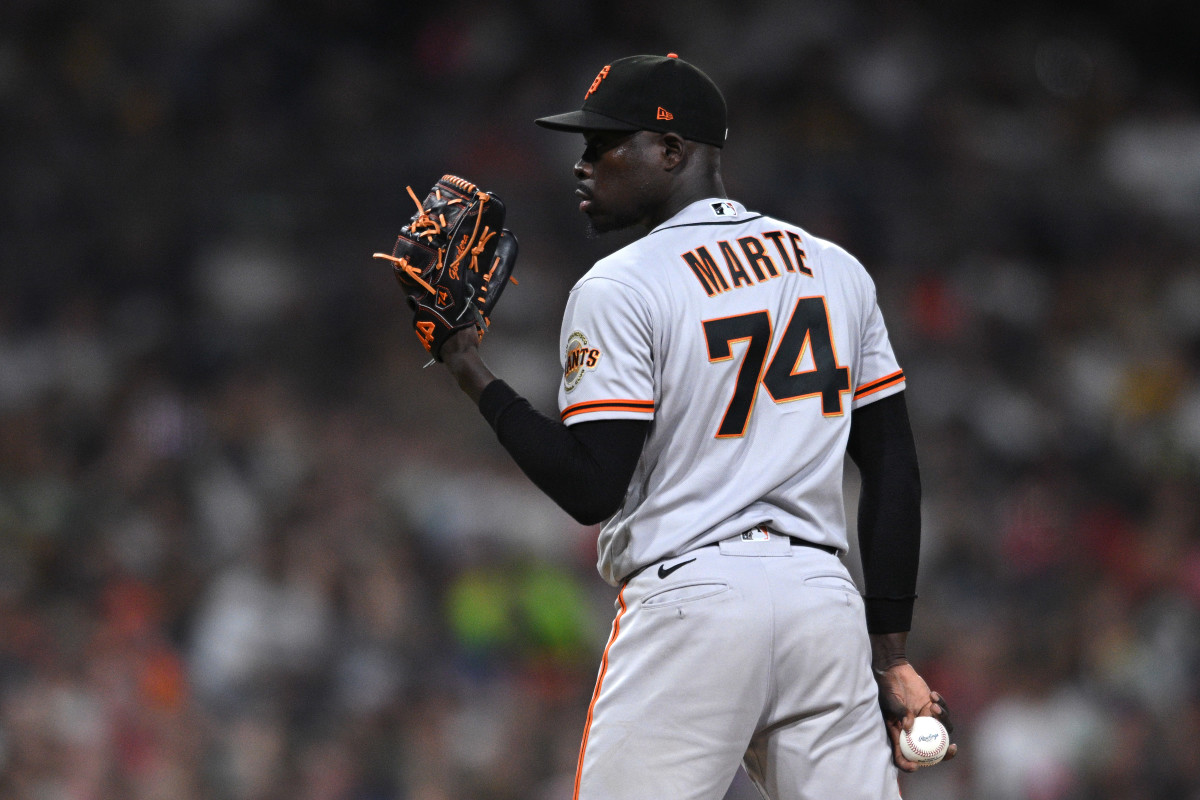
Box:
[574,158,591,180]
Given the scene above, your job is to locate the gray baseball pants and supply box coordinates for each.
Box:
[573,532,901,800]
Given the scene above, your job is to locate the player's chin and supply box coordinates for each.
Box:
[582,208,632,238]
[583,215,613,238]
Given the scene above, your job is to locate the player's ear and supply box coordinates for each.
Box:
[659,132,686,170]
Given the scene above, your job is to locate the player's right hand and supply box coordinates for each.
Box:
[875,663,958,771]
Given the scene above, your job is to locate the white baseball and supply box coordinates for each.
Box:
[899,716,949,765]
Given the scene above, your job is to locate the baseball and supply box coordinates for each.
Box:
[899,716,949,765]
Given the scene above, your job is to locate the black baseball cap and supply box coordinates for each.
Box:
[535,54,727,148]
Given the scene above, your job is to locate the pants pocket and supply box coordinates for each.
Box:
[641,581,730,608]
[802,573,860,594]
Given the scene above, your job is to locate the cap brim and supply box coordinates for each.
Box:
[534,108,642,133]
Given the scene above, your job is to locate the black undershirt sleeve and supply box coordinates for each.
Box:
[477,379,648,525]
[846,391,921,635]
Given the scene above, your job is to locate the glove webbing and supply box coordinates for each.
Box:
[372,182,497,288]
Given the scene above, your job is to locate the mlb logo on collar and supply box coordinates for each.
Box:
[711,201,737,217]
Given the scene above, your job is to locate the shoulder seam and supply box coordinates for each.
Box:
[570,274,657,332]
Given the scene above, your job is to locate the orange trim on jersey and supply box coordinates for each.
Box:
[854,370,905,400]
[574,586,627,800]
[561,399,655,421]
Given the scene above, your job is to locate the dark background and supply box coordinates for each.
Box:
[2,1,1199,798]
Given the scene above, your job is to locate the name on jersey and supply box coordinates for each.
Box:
[681,230,811,297]
[564,331,601,392]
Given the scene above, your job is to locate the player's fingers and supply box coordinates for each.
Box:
[924,695,957,764]
[891,742,921,773]
[930,692,955,734]
[884,724,918,772]
[889,698,916,730]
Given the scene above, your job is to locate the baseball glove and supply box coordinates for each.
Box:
[374,174,518,361]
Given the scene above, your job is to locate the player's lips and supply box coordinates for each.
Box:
[575,186,593,213]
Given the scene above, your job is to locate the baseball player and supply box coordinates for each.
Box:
[434,54,955,799]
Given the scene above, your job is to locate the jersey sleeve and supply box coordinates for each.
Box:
[558,275,656,426]
[850,270,906,409]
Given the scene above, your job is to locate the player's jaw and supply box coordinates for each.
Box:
[577,187,639,236]
[576,184,635,236]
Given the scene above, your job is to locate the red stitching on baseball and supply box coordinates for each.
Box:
[903,724,946,759]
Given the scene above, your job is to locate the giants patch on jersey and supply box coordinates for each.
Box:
[564,331,602,392]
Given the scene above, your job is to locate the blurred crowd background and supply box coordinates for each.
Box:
[2,0,1199,798]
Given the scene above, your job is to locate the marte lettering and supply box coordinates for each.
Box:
[683,231,811,297]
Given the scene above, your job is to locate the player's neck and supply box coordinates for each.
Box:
[647,174,727,229]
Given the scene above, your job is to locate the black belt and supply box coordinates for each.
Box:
[787,537,840,556]
[622,529,839,583]
[747,524,840,556]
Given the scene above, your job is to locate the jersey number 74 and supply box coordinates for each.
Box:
[703,296,851,438]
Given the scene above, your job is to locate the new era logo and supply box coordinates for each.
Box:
[657,106,674,120]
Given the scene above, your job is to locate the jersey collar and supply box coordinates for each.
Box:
[650,198,755,234]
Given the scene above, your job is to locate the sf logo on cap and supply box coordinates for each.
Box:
[585,65,611,99]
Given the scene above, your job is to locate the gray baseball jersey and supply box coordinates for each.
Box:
[558,198,905,585]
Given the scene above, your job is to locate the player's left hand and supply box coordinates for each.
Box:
[440,326,483,362]
[875,663,957,772]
